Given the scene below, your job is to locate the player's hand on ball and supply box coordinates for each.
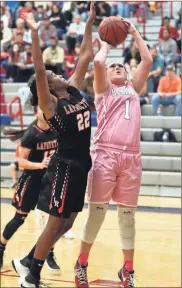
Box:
[123,20,137,36]
[88,0,96,24]
[40,157,50,169]
[102,41,113,51]
[22,13,41,31]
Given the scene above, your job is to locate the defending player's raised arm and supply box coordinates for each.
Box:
[93,42,111,95]
[22,14,55,119]
[124,20,153,94]
[69,0,95,89]
[18,146,49,170]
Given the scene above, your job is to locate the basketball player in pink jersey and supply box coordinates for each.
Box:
[74,20,152,288]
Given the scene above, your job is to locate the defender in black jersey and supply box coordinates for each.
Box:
[20,3,95,287]
[0,108,60,272]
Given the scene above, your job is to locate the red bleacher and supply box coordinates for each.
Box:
[0,82,7,114]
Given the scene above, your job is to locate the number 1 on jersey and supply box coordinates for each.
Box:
[124,99,130,120]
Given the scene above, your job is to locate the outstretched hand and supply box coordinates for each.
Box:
[88,0,96,24]
[22,13,41,31]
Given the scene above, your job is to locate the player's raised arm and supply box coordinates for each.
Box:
[93,42,111,95]
[124,20,153,94]
[22,14,55,119]
[69,0,95,89]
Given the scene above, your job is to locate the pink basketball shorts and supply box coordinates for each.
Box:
[87,145,142,207]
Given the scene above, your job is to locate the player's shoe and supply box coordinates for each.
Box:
[74,260,89,287]
[21,273,49,288]
[46,250,60,271]
[118,265,135,288]
[0,248,4,268]
[63,229,75,239]
[12,258,30,278]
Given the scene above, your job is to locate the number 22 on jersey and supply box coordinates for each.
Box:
[77,111,90,131]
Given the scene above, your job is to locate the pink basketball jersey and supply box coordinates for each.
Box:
[93,84,141,148]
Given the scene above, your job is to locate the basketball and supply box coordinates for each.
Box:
[98,16,129,46]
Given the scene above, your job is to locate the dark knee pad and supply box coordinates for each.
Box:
[3,212,28,240]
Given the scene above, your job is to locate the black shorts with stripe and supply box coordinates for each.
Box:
[12,171,44,213]
[37,155,92,218]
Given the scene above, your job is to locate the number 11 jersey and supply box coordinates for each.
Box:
[93,84,141,149]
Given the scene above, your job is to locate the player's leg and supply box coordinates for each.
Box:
[36,209,60,271]
[21,159,91,287]
[0,210,28,268]
[74,202,108,288]
[0,173,32,268]
[113,152,142,288]
[117,205,136,288]
[21,212,78,287]
[74,149,116,288]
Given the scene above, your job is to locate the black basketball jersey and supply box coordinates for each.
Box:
[46,85,91,160]
[20,124,57,175]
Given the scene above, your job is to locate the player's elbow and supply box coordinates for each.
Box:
[145,55,153,66]
[94,59,105,67]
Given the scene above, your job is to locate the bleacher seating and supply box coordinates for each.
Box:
[0,83,181,196]
[0,4,181,197]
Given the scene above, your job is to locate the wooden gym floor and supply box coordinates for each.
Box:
[0,188,181,288]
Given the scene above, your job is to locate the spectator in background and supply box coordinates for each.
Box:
[12,33,24,48]
[148,1,156,14]
[95,1,111,26]
[175,9,181,32]
[66,14,86,54]
[5,44,20,82]
[77,1,89,22]
[50,4,67,39]
[148,46,164,92]
[34,5,47,22]
[158,28,177,65]
[16,43,34,82]
[80,64,95,107]
[123,40,141,64]
[39,16,57,50]
[0,20,12,52]
[151,65,181,116]
[18,1,34,19]
[65,55,75,78]
[5,1,19,27]
[125,58,138,79]
[175,10,181,64]
[74,42,81,61]
[46,2,53,17]
[159,16,179,40]
[0,2,12,27]
[111,1,141,18]
[12,18,26,45]
[61,1,74,25]
[43,37,64,74]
